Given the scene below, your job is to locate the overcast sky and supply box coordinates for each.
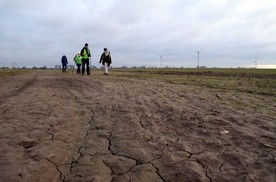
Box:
[0,0,275,68]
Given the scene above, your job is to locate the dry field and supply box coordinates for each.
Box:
[0,68,275,182]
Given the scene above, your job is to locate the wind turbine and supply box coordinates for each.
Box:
[159,55,163,68]
[159,53,173,68]
[195,48,203,68]
[255,57,259,69]
[12,62,17,68]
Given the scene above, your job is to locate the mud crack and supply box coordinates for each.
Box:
[44,158,65,181]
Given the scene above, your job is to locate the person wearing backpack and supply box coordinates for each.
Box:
[99,48,112,75]
[80,43,91,75]
[74,53,82,74]
[61,55,68,72]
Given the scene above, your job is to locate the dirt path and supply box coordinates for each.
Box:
[0,70,275,182]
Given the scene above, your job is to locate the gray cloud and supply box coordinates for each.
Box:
[0,0,275,68]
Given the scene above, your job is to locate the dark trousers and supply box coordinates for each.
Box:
[62,65,67,72]
[82,58,90,75]
[76,64,81,74]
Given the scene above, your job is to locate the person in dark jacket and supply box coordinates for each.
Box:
[61,55,68,72]
[99,48,112,75]
[80,43,91,75]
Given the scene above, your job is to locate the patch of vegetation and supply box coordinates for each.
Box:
[0,69,31,77]
[232,100,248,109]
[110,68,276,96]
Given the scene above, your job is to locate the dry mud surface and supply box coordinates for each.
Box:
[0,70,275,182]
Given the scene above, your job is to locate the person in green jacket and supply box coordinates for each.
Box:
[74,53,82,74]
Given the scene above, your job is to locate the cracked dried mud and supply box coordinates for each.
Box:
[0,70,275,182]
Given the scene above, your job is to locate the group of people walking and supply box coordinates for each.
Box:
[61,43,112,75]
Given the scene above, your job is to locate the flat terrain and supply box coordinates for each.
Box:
[0,69,275,182]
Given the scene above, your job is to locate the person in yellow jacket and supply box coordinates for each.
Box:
[74,53,82,74]
[80,43,91,75]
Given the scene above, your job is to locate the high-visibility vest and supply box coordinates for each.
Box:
[75,55,82,64]
[83,49,90,59]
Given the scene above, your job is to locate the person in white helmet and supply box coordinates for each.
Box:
[74,52,82,74]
